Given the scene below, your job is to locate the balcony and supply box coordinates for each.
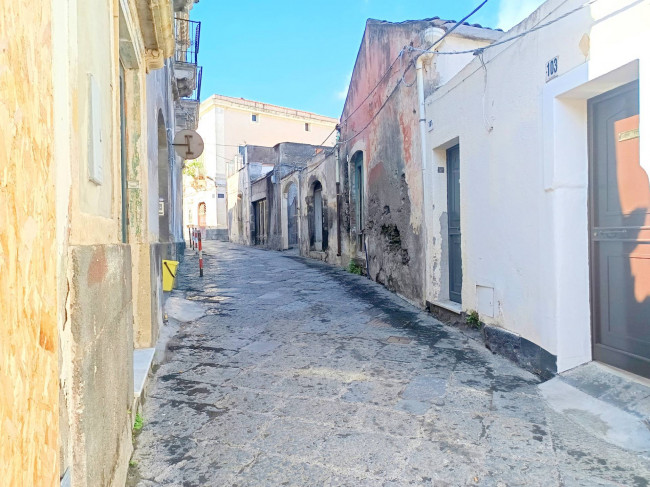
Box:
[174,17,200,64]
[173,18,200,98]
[175,66,202,130]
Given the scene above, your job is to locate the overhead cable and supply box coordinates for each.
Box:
[409,0,600,57]
[338,0,492,145]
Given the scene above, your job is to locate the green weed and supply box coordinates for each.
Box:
[133,412,143,432]
[348,261,363,275]
[466,310,481,329]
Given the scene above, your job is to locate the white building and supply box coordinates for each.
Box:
[183,94,338,239]
[424,0,649,378]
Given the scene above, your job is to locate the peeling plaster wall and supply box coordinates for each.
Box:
[425,0,649,372]
[339,19,500,305]
[124,65,158,348]
[0,1,58,485]
[340,20,431,303]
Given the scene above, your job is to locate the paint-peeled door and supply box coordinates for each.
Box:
[590,81,650,378]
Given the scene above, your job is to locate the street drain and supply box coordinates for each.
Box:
[369,318,391,327]
[386,336,412,345]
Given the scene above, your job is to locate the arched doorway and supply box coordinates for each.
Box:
[198,202,207,227]
[310,180,327,251]
[157,111,170,242]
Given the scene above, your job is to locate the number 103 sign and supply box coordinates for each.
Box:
[546,56,559,82]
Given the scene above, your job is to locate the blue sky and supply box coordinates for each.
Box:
[192,0,544,118]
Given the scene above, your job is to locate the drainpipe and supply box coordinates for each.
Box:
[416,28,444,307]
[335,127,342,257]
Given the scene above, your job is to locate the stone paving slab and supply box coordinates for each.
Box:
[127,242,650,487]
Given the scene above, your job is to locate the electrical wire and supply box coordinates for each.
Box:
[424,0,583,105]
[409,0,599,57]
[301,1,494,171]
[426,0,491,52]
[341,49,405,125]
[476,50,494,132]
[338,0,492,144]
[338,78,403,145]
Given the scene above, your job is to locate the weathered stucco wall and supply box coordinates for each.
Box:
[68,245,135,486]
[0,1,58,485]
[339,19,501,305]
[339,20,445,303]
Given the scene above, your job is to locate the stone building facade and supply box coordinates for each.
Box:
[184,95,338,240]
[227,143,330,249]
[0,0,201,485]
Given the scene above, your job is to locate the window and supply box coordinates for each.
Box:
[252,114,258,122]
[218,193,225,198]
[305,123,310,132]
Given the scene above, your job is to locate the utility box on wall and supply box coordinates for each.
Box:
[476,284,495,318]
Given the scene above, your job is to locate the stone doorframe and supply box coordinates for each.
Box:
[281,177,300,250]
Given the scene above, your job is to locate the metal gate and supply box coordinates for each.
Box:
[589,81,649,378]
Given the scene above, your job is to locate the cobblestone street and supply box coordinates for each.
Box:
[128,242,650,486]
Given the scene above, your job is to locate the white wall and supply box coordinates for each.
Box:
[424,0,648,371]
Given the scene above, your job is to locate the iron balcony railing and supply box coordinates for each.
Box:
[174,18,201,65]
[191,66,203,101]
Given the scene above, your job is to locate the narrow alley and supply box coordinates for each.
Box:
[128,242,650,486]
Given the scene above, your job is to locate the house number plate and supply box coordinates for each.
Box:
[545,56,559,82]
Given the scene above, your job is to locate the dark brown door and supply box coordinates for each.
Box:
[589,81,650,378]
[447,145,462,304]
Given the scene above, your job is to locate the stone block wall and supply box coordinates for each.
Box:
[67,245,135,487]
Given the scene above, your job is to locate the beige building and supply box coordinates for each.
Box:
[0,0,201,485]
[183,94,338,239]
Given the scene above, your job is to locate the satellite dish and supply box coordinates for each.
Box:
[173,129,204,159]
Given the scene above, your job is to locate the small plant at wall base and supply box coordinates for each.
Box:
[133,412,143,432]
[348,261,363,275]
[466,310,481,329]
